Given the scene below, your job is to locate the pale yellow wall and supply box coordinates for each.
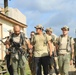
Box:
[0,19,14,60]
[8,8,26,24]
[0,25,2,59]
[3,22,13,60]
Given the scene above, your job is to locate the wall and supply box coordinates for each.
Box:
[0,24,2,59]
[0,19,13,59]
[8,7,26,24]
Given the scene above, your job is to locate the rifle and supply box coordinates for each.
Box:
[9,41,25,55]
[0,40,5,45]
[0,36,9,45]
[0,36,9,40]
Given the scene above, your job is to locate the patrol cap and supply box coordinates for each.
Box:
[48,28,53,32]
[34,24,44,30]
[45,28,53,32]
[61,26,69,31]
[45,28,49,32]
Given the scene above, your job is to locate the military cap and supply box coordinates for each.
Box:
[61,26,69,31]
[45,28,53,32]
[34,24,44,30]
[45,28,49,32]
[48,28,53,32]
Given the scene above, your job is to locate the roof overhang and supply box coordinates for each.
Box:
[0,13,27,28]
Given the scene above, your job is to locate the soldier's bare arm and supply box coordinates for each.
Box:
[25,39,33,49]
[70,44,74,65]
[48,40,53,56]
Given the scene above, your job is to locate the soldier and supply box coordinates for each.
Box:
[45,28,57,42]
[5,30,13,75]
[56,26,74,75]
[74,38,76,68]
[31,24,53,75]
[28,31,35,75]
[6,25,30,75]
[45,28,59,75]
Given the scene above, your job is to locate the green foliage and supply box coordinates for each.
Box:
[5,61,31,75]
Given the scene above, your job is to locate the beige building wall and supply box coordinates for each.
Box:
[8,7,26,24]
[1,19,13,37]
[0,19,13,60]
[0,24,2,59]
[0,7,26,24]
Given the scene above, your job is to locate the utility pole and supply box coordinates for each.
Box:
[4,0,8,15]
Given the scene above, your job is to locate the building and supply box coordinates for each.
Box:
[0,12,27,60]
[0,7,26,24]
[7,7,26,24]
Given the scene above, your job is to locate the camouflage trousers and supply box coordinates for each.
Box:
[58,54,70,75]
[11,53,26,75]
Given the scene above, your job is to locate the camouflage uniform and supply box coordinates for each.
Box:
[9,32,26,75]
[74,38,76,68]
[5,29,13,75]
[45,28,59,75]
[56,26,74,75]
[28,31,35,75]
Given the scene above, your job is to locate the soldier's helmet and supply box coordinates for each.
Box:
[61,26,69,31]
[34,24,44,30]
[45,28,53,32]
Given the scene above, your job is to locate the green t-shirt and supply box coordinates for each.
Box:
[31,33,51,57]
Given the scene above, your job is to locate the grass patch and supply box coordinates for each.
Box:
[5,60,31,75]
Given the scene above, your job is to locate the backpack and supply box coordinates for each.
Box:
[51,34,55,42]
[58,35,72,52]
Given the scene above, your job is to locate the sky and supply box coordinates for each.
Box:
[0,0,76,38]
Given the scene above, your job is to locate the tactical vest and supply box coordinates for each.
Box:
[10,32,26,62]
[43,33,48,46]
[58,35,72,52]
[10,32,25,45]
[51,34,55,42]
